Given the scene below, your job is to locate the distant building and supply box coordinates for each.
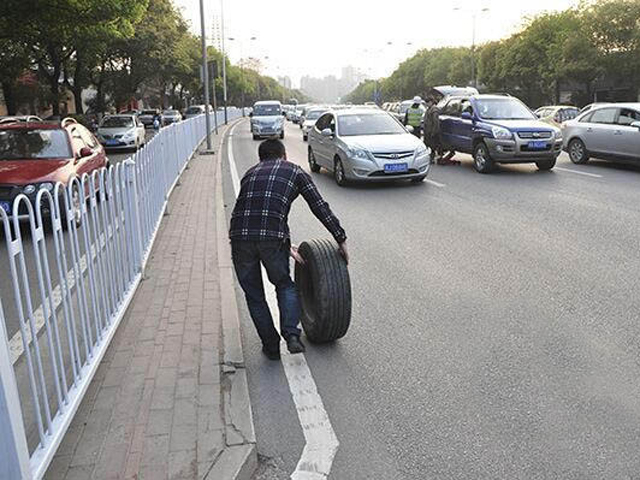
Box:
[278,76,292,90]
[300,66,368,103]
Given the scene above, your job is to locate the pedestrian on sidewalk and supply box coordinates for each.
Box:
[229,139,349,360]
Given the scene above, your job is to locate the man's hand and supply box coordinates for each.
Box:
[290,245,305,265]
[339,241,349,265]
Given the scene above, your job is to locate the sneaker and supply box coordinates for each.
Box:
[285,335,306,354]
[262,345,281,361]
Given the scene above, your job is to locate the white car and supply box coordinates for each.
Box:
[307,109,431,185]
[302,108,328,141]
[96,115,146,150]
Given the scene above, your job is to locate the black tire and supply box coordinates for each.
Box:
[308,148,321,173]
[411,176,426,183]
[568,138,589,164]
[334,158,347,186]
[473,142,494,174]
[536,158,556,171]
[295,239,351,343]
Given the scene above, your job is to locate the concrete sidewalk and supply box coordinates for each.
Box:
[45,123,257,480]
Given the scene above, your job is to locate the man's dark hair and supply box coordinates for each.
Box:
[258,139,286,161]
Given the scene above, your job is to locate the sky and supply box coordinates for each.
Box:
[174,0,582,88]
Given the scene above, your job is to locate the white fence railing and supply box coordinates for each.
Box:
[0,110,242,479]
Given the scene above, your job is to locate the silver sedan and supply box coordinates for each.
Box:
[307,109,431,185]
[563,103,640,164]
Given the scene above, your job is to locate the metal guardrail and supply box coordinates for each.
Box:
[0,111,241,479]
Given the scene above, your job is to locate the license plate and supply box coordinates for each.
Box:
[384,163,408,173]
[0,201,10,213]
[106,139,119,146]
[528,141,547,150]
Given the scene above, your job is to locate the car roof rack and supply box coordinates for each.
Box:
[0,115,43,124]
[61,117,79,127]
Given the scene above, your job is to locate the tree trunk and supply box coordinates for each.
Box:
[1,81,18,115]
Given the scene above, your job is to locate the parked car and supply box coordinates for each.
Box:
[96,114,146,150]
[0,115,43,125]
[183,105,214,119]
[161,109,182,126]
[250,101,285,140]
[0,117,108,223]
[535,105,580,127]
[438,94,562,173]
[579,102,609,115]
[307,108,430,185]
[562,103,640,165]
[302,108,329,141]
[138,109,160,128]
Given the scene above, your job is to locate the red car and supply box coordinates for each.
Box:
[0,117,109,222]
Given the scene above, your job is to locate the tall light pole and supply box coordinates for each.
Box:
[453,6,490,88]
[227,36,257,115]
[199,0,212,150]
[220,0,228,123]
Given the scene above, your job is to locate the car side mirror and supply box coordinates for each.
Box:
[406,125,415,133]
[461,111,473,120]
[631,121,640,130]
[79,147,93,158]
[321,128,333,137]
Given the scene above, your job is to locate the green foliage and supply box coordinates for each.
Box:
[347,0,640,108]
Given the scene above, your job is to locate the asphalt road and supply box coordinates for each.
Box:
[222,120,640,479]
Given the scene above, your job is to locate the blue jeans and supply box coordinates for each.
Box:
[231,239,301,349]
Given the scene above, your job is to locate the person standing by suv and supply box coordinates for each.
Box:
[229,139,348,360]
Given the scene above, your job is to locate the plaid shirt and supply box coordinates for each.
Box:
[230,159,346,244]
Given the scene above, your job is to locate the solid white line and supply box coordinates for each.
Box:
[425,179,446,188]
[555,167,603,178]
[227,122,339,479]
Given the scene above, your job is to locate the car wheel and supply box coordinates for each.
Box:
[536,158,556,171]
[294,239,351,343]
[334,158,347,186]
[308,148,321,173]
[569,138,589,164]
[473,142,494,174]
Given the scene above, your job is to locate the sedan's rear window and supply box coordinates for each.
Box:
[185,106,203,114]
[0,129,72,160]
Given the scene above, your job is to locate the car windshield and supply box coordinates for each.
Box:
[306,110,325,120]
[0,129,72,160]
[141,110,157,115]
[254,104,281,116]
[338,114,406,136]
[476,98,535,120]
[101,117,133,128]
[164,110,179,115]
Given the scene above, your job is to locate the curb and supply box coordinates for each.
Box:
[212,118,258,480]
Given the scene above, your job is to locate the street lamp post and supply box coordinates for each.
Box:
[453,6,490,88]
[198,0,212,151]
[220,0,228,124]
[227,36,257,116]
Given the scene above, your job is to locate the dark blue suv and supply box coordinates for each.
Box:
[438,94,563,173]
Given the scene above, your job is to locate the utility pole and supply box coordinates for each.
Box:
[220,0,228,124]
[199,0,212,151]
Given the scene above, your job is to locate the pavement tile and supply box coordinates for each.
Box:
[196,429,224,464]
[173,397,197,426]
[151,386,175,410]
[123,451,142,479]
[64,465,95,480]
[175,377,197,399]
[92,441,128,479]
[168,450,197,479]
[141,434,170,466]
[170,424,197,452]
[146,408,173,436]
[139,464,169,480]
[44,454,71,479]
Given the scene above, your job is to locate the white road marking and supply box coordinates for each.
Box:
[227,123,340,479]
[425,179,446,188]
[555,167,603,178]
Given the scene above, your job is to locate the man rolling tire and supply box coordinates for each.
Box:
[229,139,348,360]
